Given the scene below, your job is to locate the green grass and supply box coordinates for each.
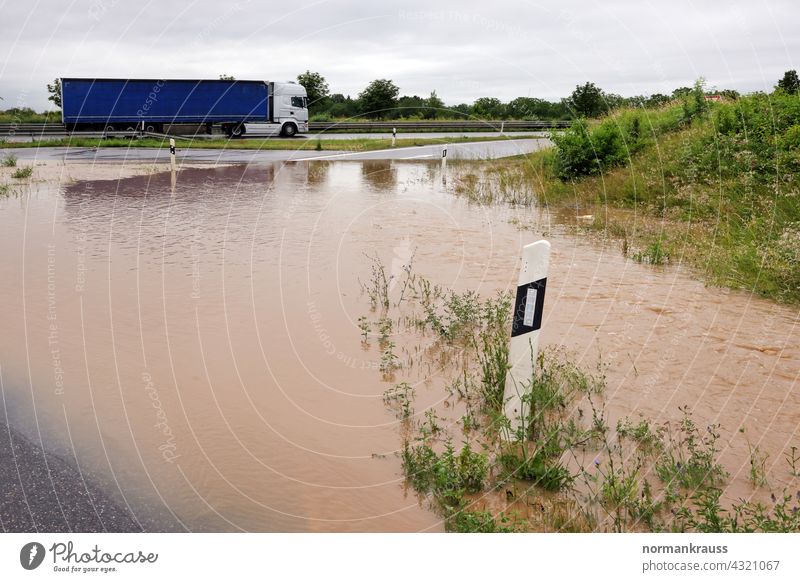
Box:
[2,153,17,167]
[450,89,800,303]
[0,109,61,123]
[1,134,537,152]
[11,166,32,179]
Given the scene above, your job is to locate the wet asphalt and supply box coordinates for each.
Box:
[0,420,142,532]
[2,137,550,164]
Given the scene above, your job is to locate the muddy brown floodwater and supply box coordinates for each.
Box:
[0,160,798,531]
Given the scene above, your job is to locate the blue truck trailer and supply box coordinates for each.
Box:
[61,78,308,137]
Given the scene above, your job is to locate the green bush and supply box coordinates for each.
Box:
[11,166,32,179]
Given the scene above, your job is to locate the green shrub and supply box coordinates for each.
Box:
[11,166,32,179]
[447,510,516,533]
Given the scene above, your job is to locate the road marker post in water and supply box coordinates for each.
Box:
[441,144,448,171]
[503,239,550,436]
[169,138,176,172]
[392,127,396,147]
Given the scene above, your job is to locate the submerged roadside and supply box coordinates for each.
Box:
[0,418,142,532]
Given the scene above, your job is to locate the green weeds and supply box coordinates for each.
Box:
[11,166,33,179]
[748,442,769,488]
[359,257,797,532]
[655,409,728,493]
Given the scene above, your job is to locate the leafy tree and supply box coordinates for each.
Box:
[396,95,426,118]
[326,94,358,118]
[219,74,235,80]
[424,91,445,119]
[672,86,693,99]
[507,97,550,119]
[566,82,606,118]
[776,69,800,94]
[719,89,740,101]
[47,78,62,109]
[450,103,472,118]
[358,79,399,119]
[472,97,506,119]
[297,70,330,107]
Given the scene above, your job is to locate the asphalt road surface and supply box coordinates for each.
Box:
[2,138,550,164]
[0,420,143,532]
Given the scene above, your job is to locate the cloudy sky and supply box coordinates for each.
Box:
[1,0,797,111]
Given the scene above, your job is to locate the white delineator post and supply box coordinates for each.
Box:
[503,239,551,435]
[392,127,397,147]
[441,144,447,172]
[169,138,176,172]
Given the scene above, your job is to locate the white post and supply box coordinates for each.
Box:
[441,144,447,172]
[392,127,396,147]
[169,138,176,172]
[503,239,551,436]
[500,120,505,134]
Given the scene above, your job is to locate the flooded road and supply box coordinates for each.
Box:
[0,160,798,531]
[2,138,548,165]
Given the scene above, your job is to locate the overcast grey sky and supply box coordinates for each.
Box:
[0,0,797,111]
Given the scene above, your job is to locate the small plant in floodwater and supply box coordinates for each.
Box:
[2,153,17,167]
[315,139,322,151]
[401,438,489,516]
[499,446,573,491]
[361,254,391,310]
[396,254,415,305]
[616,417,661,451]
[447,510,517,533]
[675,487,800,533]
[420,409,442,437]
[11,166,32,179]
[461,412,479,433]
[748,442,769,488]
[786,446,800,478]
[655,407,728,493]
[0,183,10,196]
[357,316,370,341]
[383,382,414,419]
[377,316,393,344]
[633,239,669,265]
[379,341,398,374]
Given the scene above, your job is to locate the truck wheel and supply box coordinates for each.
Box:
[145,124,158,133]
[230,124,245,138]
[281,123,298,137]
[105,125,116,132]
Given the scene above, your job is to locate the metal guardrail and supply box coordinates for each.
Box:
[309,120,571,131]
[0,120,570,137]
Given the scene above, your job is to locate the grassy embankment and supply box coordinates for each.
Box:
[0,134,538,152]
[453,87,800,303]
[358,257,800,533]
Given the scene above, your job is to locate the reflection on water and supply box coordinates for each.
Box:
[0,160,798,531]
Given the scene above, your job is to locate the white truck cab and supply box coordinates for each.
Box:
[242,81,309,137]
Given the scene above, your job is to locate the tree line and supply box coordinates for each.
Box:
[296,70,799,121]
[1,70,798,123]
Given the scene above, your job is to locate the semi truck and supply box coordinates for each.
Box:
[61,78,309,137]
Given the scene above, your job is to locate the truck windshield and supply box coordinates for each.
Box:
[291,96,307,108]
